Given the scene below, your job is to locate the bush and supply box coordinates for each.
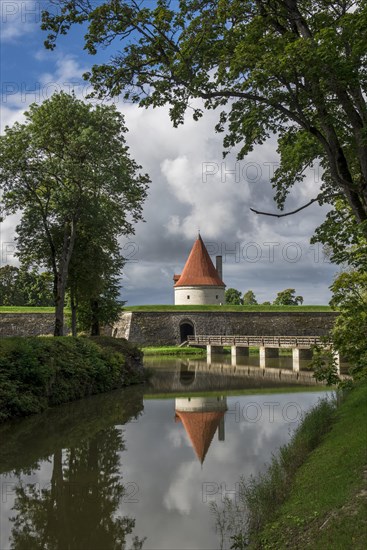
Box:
[0,337,144,422]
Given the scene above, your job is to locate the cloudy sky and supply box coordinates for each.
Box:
[0,1,339,305]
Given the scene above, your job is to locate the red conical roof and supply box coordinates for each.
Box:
[175,411,225,464]
[174,235,225,287]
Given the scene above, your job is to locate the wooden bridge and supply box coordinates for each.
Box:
[187,334,339,372]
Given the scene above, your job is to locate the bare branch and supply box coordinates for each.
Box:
[250,194,341,218]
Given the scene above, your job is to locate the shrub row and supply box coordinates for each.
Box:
[0,336,144,422]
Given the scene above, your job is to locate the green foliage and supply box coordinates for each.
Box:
[311,201,367,271]
[331,270,367,379]
[0,265,53,306]
[41,1,367,234]
[311,346,342,387]
[0,337,144,422]
[310,270,367,386]
[242,290,257,305]
[225,288,243,305]
[273,289,304,306]
[0,92,149,335]
[66,190,127,335]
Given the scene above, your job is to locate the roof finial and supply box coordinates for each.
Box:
[198,227,200,239]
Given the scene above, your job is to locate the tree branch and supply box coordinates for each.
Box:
[250,194,341,218]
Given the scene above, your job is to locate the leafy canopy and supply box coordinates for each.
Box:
[0,92,149,335]
[225,287,242,305]
[273,288,303,305]
[242,290,258,305]
[42,1,367,234]
[0,266,54,307]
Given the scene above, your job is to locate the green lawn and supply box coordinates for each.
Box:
[251,380,367,549]
[0,305,333,314]
[142,346,206,356]
[0,306,55,313]
[124,304,333,312]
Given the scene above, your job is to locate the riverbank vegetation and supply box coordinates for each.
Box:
[142,346,206,356]
[213,381,367,549]
[0,336,145,423]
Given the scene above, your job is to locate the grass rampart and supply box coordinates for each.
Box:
[124,304,332,312]
[217,381,367,549]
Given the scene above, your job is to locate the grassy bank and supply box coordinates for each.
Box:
[220,381,367,549]
[0,306,56,313]
[124,304,332,312]
[0,336,145,423]
[0,305,333,314]
[142,346,206,356]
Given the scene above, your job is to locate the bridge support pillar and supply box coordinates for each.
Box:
[206,345,224,358]
[333,350,341,375]
[231,346,249,359]
[292,348,313,372]
[259,347,279,368]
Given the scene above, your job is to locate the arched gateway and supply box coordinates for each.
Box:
[179,320,195,343]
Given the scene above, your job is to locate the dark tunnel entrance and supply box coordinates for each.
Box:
[179,321,195,343]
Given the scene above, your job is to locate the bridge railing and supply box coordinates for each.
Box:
[187,335,329,348]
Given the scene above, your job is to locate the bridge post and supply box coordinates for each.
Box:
[333,350,341,375]
[231,346,249,359]
[207,345,224,359]
[259,347,279,368]
[292,348,313,372]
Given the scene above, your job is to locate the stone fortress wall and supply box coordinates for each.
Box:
[0,311,337,345]
[112,311,338,346]
[0,313,68,337]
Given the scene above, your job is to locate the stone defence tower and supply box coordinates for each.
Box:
[173,234,225,305]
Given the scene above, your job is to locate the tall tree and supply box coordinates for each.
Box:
[42,1,367,237]
[242,290,258,305]
[0,92,149,335]
[225,288,242,305]
[273,288,303,305]
[67,206,126,336]
[0,266,54,306]
[0,266,23,306]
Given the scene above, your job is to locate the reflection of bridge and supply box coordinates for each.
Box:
[146,359,328,394]
[187,335,340,372]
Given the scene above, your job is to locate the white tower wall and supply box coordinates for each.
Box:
[174,285,225,305]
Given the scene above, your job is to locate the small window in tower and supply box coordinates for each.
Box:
[216,295,219,299]
[187,295,190,299]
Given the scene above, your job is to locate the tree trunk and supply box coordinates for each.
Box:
[90,299,100,336]
[53,220,77,337]
[54,276,65,337]
[70,287,77,337]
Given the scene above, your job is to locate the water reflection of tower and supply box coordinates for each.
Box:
[175,396,227,464]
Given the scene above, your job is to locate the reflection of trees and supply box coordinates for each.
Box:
[10,426,145,550]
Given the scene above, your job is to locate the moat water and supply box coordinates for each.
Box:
[0,355,333,550]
